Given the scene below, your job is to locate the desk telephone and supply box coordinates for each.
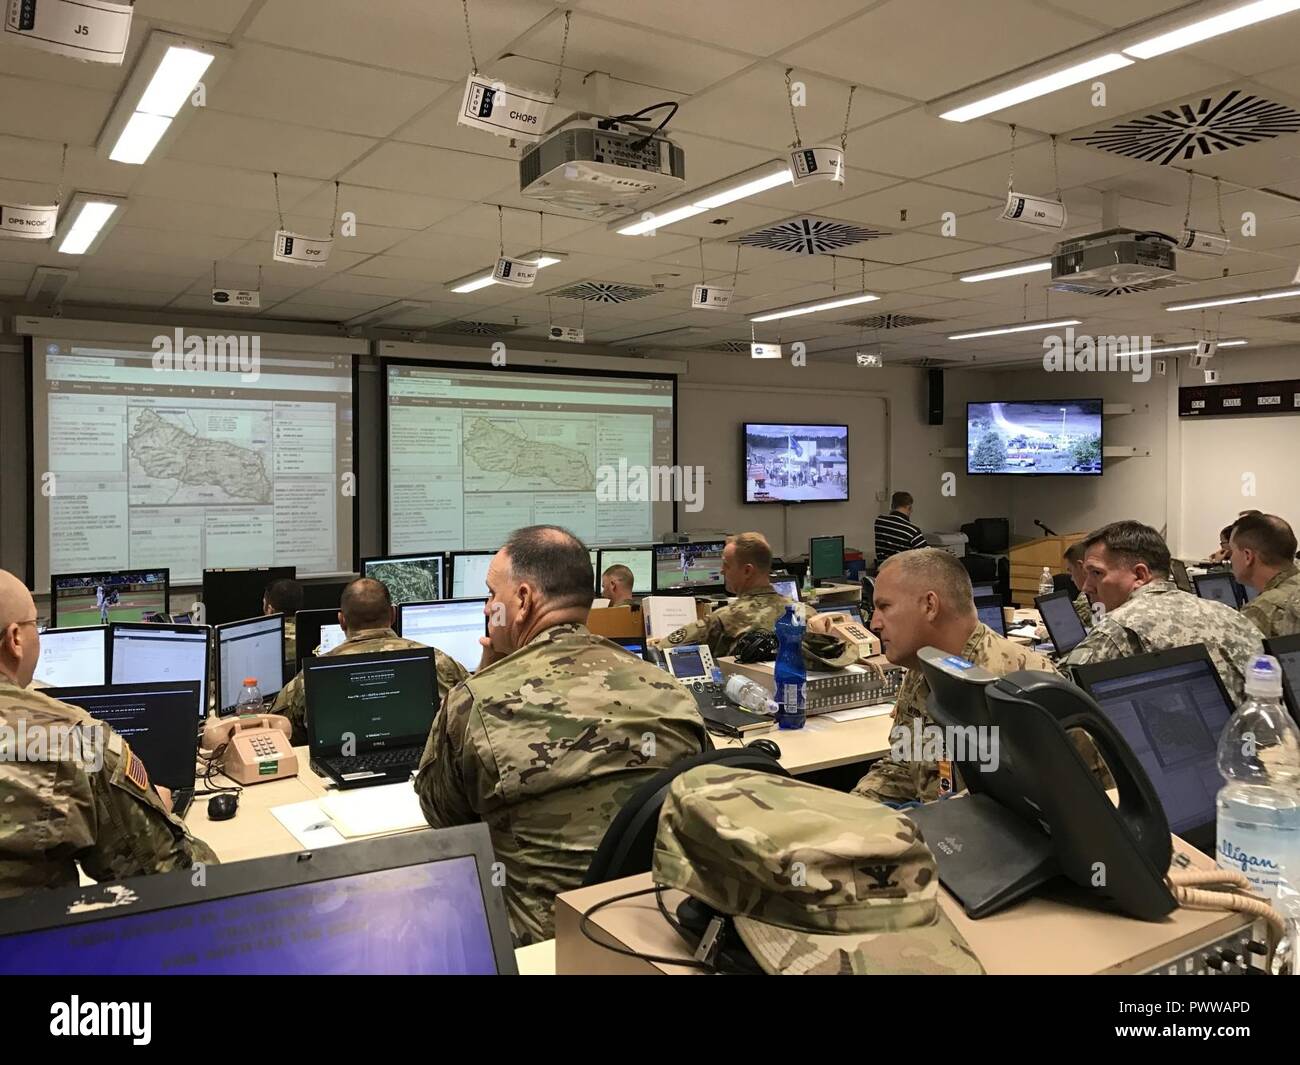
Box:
[658,644,773,737]
[201,714,299,785]
[809,611,880,659]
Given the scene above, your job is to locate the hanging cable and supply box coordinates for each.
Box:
[328,181,340,238]
[1007,124,1016,192]
[1215,176,1225,233]
[1183,169,1196,231]
[538,210,544,254]
[784,68,802,148]
[55,142,68,204]
[840,85,856,154]
[272,172,285,230]
[461,0,479,75]
[497,205,504,257]
[830,254,837,292]
[698,238,706,285]
[552,10,571,100]
[731,243,742,287]
[1050,133,1060,201]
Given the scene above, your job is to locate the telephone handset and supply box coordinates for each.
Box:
[201,713,299,785]
[808,611,880,659]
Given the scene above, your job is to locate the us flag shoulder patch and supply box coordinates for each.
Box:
[124,747,150,792]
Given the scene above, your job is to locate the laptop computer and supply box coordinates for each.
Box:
[1169,558,1194,593]
[304,648,440,790]
[1193,571,1241,610]
[771,577,800,602]
[44,681,201,819]
[974,593,1006,637]
[1264,633,1300,726]
[0,825,516,975]
[1072,644,1234,855]
[1034,589,1088,654]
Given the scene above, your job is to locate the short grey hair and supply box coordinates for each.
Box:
[503,525,595,611]
[880,547,975,616]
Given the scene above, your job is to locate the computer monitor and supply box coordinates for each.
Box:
[1073,644,1235,850]
[771,578,800,601]
[31,626,107,688]
[304,648,439,759]
[612,635,647,658]
[49,570,169,628]
[589,549,599,589]
[449,552,494,600]
[597,548,654,595]
[362,553,445,604]
[809,536,845,584]
[293,608,345,668]
[1193,571,1239,610]
[1034,590,1088,654]
[652,541,726,593]
[43,682,201,793]
[300,579,352,611]
[109,623,211,719]
[202,567,296,628]
[1264,634,1300,725]
[0,826,517,975]
[398,599,487,674]
[970,581,998,600]
[814,602,863,624]
[974,593,1006,637]
[215,615,287,715]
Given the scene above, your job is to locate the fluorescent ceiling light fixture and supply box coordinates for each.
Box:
[1124,0,1300,58]
[56,196,125,255]
[948,318,1082,340]
[99,34,229,166]
[1146,338,1248,354]
[611,161,792,236]
[939,53,1132,122]
[445,250,564,294]
[749,291,879,323]
[1165,285,1300,311]
[959,260,1052,283]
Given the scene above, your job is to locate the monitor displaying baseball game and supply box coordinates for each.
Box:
[966,400,1102,475]
[653,541,726,592]
[743,423,849,503]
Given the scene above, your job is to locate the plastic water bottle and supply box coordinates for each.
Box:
[1038,567,1054,596]
[236,677,264,716]
[774,605,807,731]
[724,674,778,716]
[1215,655,1300,899]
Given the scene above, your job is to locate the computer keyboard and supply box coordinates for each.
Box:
[326,746,422,775]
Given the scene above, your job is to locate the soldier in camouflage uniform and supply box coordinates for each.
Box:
[653,765,984,974]
[650,532,800,657]
[1064,541,1093,628]
[272,578,467,746]
[1062,521,1264,704]
[263,577,303,664]
[852,549,1105,804]
[415,526,708,945]
[1232,513,1300,639]
[0,569,215,899]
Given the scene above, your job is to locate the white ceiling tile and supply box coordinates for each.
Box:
[169,111,377,179]
[1035,0,1192,28]
[0,74,114,143]
[290,184,467,230]
[134,0,254,33]
[1171,14,1300,78]
[341,142,516,197]
[115,196,275,239]
[832,181,1003,230]
[131,160,318,211]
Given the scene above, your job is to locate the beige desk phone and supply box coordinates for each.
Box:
[201,714,299,785]
[809,611,881,659]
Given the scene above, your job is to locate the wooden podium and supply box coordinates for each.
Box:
[1008,532,1085,606]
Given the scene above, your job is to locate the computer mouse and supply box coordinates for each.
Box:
[207,793,239,821]
[746,738,782,760]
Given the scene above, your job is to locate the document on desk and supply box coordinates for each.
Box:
[318,782,427,838]
[643,596,698,639]
[272,800,347,849]
[821,702,894,723]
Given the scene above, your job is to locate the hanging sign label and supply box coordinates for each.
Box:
[492,255,538,288]
[751,343,783,359]
[457,74,553,142]
[3,0,133,64]
[1001,191,1066,229]
[0,201,58,240]
[273,230,333,267]
[789,146,844,187]
[548,325,584,343]
[212,288,261,309]
[691,283,733,310]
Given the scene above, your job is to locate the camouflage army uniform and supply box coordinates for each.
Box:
[271,628,468,746]
[654,766,984,974]
[852,623,1107,804]
[1073,592,1093,628]
[414,622,708,945]
[1061,580,1264,705]
[1242,563,1300,639]
[0,679,216,899]
[663,585,798,657]
[283,616,297,665]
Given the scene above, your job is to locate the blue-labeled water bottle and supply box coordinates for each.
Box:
[1215,655,1300,899]
[774,605,806,731]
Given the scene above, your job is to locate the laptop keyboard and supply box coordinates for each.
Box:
[326,746,422,775]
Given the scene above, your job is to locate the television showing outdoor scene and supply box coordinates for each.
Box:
[966,400,1103,476]
[743,423,849,502]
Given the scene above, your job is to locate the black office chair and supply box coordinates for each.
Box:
[582,747,790,886]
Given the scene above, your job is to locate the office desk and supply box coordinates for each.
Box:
[713,711,893,775]
[554,839,1255,976]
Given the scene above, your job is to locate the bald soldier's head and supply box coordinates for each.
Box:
[869,548,978,670]
[0,569,42,688]
[486,525,594,656]
[339,577,395,635]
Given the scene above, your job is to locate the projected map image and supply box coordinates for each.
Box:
[128,407,273,504]
[967,401,1102,475]
[463,416,595,492]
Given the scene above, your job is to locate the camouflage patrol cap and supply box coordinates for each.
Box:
[652,766,984,975]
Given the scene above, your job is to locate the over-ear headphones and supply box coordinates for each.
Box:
[746,737,781,760]
[732,629,778,663]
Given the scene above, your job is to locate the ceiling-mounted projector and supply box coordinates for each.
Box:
[519,112,686,218]
[1050,228,1177,288]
